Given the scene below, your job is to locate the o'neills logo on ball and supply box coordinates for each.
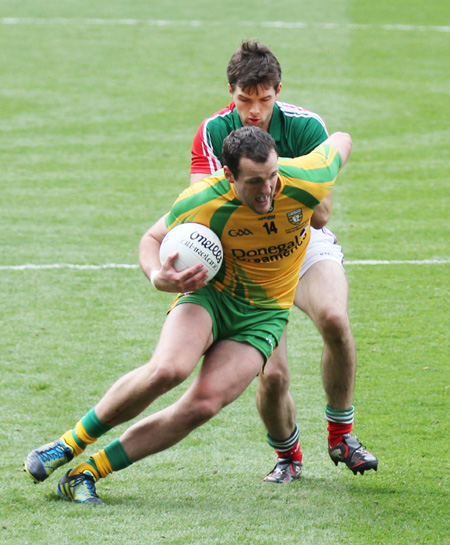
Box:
[182,230,223,266]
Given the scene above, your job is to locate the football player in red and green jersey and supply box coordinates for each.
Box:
[190,40,378,482]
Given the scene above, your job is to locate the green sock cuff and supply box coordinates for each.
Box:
[86,457,99,474]
[81,408,112,439]
[325,405,355,424]
[71,430,87,450]
[267,425,299,451]
[104,439,133,472]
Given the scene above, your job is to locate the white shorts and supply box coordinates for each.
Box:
[299,227,344,278]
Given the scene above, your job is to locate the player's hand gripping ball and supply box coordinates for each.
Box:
[159,223,223,282]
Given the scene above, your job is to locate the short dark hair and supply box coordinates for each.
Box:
[227,40,282,93]
[222,126,278,179]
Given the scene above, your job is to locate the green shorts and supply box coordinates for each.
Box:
[172,284,290,363]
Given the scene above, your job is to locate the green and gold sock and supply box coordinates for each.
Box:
[69,439,132,482]
[61,408,112,457]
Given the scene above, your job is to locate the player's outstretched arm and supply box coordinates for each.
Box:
[323,132,352,167]
[306,132,352,229]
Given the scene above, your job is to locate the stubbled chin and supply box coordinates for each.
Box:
[255,200,271,214]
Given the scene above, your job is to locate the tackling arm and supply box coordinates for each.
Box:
[324,132,352,168]
[310,133,351,228]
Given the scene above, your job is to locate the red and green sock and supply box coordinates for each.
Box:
[326,405,355,448]
[267,425,303,463]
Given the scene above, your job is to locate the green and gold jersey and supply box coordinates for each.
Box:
[167,144,340,310]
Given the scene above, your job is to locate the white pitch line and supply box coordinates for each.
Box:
[345,259,450,265]
[0,263,140,271]
[0,259,449,271]
[1,18,449,32]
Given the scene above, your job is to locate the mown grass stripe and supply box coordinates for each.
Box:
[1,18,449,32]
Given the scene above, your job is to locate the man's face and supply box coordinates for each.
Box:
[229,83,282,132]
[224,150,280,215]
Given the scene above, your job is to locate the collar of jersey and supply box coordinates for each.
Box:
[230,102,282,142]
[268,103,282,141]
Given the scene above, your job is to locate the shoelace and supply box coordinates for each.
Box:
[40,443,67,462]
[74,473,100,499]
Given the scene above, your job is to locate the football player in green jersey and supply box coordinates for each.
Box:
[24,127,356,504]
[191,40,378,482]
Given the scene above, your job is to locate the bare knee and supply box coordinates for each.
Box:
[316,305,351,344]
[183,396,223,429]
[258,357,290,396]
[144,360,190,393]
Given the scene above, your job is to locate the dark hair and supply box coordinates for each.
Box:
[222,126,278,178]
[227,39,282,93]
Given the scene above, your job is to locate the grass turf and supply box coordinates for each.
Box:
[1,1,449,543]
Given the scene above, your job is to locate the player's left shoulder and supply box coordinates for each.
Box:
[276,101,326,127]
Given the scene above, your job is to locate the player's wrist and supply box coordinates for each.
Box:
[150,269,160,287]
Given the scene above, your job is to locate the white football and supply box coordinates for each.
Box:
[159,223,223,282]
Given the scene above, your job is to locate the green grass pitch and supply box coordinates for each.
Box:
[1,1,449,544]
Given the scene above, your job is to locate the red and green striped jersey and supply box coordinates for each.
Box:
[167,144,340,310]
[191,101,328,174]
